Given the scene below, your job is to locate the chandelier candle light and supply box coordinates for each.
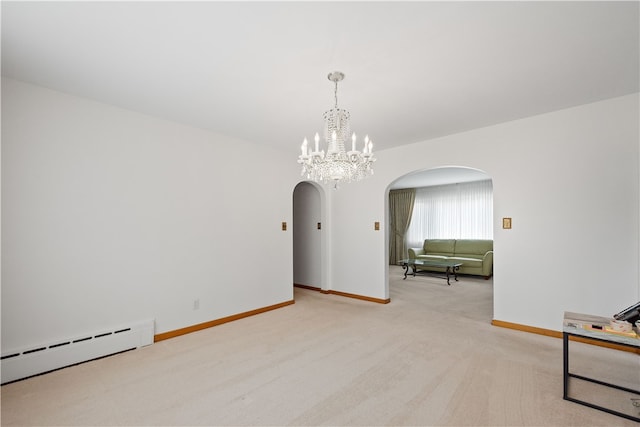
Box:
[298,71,375,189]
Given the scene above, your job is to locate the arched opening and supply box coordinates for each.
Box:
[292,181,327,294]
[385,166,494,320]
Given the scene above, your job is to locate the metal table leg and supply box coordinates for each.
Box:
[563,332,569,399]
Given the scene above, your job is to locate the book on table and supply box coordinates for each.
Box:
[564,311,639,339]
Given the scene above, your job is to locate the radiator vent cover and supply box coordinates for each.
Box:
[1,319,154,384]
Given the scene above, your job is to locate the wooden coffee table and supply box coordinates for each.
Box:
[400,259,463,285]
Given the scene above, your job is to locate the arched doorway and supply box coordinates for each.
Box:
[386,166,494,319]
[293,181,324,292]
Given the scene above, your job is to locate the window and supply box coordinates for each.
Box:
[405,180,493,248]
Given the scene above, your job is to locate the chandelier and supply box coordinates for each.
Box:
[298,71,375,189]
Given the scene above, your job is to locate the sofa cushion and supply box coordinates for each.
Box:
[423,239,456,256]
[454,239,493,256]
[417,255,449,261]
[448,257,483,268]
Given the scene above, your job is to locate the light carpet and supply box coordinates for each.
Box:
[1,266,638,426]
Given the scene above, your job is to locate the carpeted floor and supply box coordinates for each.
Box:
[1,266,638,426]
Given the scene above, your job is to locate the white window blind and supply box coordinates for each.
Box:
[405,180,493,249]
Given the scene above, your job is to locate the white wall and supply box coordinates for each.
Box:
[1,78,300,351]
[329,94,639,331]
[3,77,638,350]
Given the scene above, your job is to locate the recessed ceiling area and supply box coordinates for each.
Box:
[2,2,638,155]
[390,167,491,190]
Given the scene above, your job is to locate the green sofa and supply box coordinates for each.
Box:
[408,239,493,279]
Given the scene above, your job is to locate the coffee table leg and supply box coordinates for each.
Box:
[454,265,459,282]
[403,263,408,280]
[446,267,451,285]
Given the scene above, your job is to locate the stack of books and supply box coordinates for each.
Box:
[563,311,639,339]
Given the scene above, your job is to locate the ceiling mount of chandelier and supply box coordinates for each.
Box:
[298,71,375,189]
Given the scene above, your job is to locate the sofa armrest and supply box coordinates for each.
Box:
[408,248,425,259]
[482,251,494,276]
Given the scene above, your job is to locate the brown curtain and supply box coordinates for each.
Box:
[389,188,416,265]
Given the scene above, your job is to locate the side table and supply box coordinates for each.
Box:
[563,312,640,422]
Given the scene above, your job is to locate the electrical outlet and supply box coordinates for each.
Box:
[193,299,200,310]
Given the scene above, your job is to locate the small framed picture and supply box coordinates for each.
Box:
[502,217,512,229]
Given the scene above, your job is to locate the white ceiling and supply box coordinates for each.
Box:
[2,1,639,157]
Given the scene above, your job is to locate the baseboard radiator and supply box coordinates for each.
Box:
[1,319,154,384]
